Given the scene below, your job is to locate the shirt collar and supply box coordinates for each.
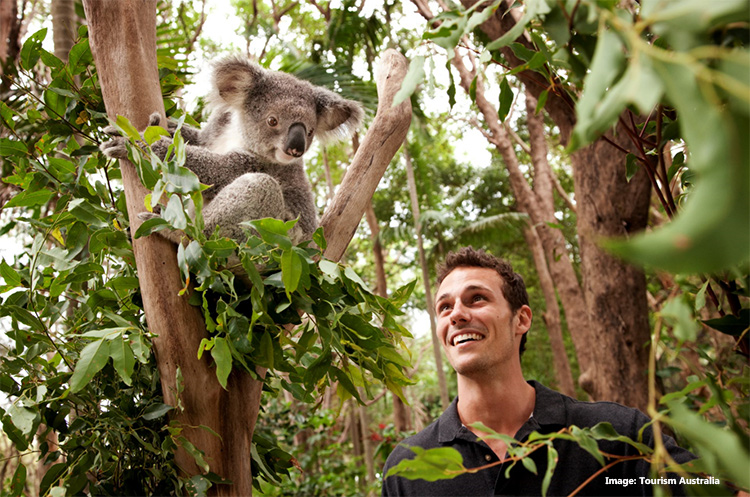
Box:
[437,380,569,444]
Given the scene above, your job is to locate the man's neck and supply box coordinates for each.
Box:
[455,373,535,459]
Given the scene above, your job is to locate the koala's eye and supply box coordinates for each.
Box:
[267,116,278,127]
[308,128,314,138]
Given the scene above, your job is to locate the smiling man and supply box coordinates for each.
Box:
[381,247,695,496]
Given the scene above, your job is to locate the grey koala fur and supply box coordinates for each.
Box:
[101,56,364,245]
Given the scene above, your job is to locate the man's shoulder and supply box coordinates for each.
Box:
[532,381,649,434]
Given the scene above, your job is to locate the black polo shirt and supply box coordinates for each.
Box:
[382,381,695,496]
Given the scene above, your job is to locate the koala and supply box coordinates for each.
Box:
[101,56,364,246]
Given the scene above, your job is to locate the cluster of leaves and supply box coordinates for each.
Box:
[0,25,207,494]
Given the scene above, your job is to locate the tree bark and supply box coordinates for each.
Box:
[320,49,412,261]
[51,0,77,62]
[571,122,652,408]
[83,2,261,494]
[523,226,576,397]
[404,145,450,410]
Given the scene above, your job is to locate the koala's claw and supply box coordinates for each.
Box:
[138,212,161,222]
[149,112,162,127]
[100,136,129,160]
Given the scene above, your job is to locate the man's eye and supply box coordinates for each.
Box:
[472,295,486,303]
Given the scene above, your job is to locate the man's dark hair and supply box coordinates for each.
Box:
[436,247,530,356]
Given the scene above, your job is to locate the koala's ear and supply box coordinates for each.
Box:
[212,57,263,109]
[314,89,365,143]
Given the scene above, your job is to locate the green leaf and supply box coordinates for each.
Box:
[7,405,38,437]
[625,154,640,182]
[541,444,558,497]
[142,403,174,420]
[660,295,699,342]
[386,446,466,481]
[702,309,750,337]
[211,337,232,389]
[163,194,187,230]
[570,426,605,465]
[588,422,652,455]
[248,218,293,250]
[70,339,111,393]
[10,462,26,497]
[521,455,538,475]
[393,56,425,108]
[0,260,22,289]
[67,38,92,75]
[109,335,136,386]
[569,29,625,150]
[0,138,28,157]
[281,248,302,295]
[114,115,142,143]
[134,216,170,238]
[20,28,47,70]
[3,189,55,208]
[144,125,170,145]
[663,401,750,489]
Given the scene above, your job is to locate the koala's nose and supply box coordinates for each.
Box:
[285,123,307,158]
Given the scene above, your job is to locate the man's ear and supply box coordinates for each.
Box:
[515,305,532,336]
[314,88,364,143]
[212,56,263,109]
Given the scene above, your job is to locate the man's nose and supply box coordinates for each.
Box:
[449,300,469,324]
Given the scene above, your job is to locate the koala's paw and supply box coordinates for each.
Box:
[137,211,161,222]
[100,136,129,160]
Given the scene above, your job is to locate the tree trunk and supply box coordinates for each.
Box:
[571,122,652,408]
[404,146,451,410]
[83,2,262,494]
[364,203,410,432]
[523,226,576,397]
[51,0,77,62]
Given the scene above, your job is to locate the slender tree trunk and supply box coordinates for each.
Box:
[404,146,450,409]
[51,0,77,61]
[320,50,412,261]
[364,203,411,432]
[523,226,576,397]
[359,403,376,490]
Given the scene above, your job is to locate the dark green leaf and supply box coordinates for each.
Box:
[70,339,111,393]
[20,29,47,70]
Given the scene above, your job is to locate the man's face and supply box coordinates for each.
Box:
[435,266,529,378]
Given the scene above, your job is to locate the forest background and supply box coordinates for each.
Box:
[0,0,747,495]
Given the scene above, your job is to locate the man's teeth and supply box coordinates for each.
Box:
[453,333,484,345]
